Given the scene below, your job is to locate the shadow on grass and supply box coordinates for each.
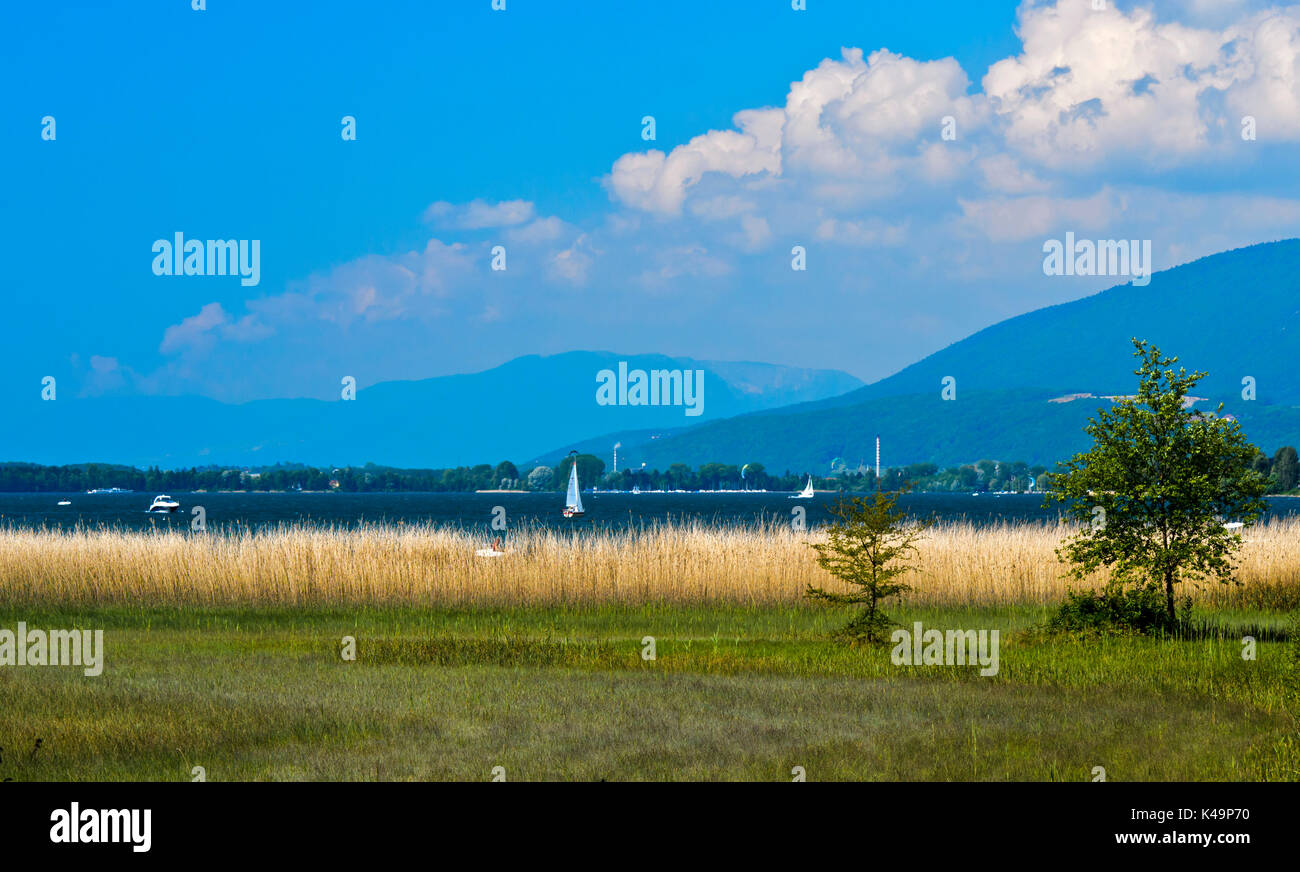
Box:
[1175,618,1290,642]
[1032,617,1291,642]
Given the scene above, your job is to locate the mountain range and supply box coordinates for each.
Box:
[7,353,860,469]
[587,239,1300,472]
[8,240,1300,473]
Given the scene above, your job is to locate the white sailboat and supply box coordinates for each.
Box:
[790,476,814,499]
[563,453,585,518]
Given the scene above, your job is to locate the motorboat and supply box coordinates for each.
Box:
[147,494,180,513]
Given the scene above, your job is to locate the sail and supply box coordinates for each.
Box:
[566,461,584,513]
[798,476,814,498]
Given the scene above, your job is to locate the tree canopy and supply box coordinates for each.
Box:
[1046,339,1268,621]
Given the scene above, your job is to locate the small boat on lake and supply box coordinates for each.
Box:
[563,452,585,518]
[147,494,180,513]
[790,476,814,499]
[475,536,508,558]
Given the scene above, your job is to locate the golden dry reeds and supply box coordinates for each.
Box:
[0,517,1297,608]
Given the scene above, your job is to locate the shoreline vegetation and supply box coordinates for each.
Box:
[6,448,1300,495]
[2,517,1297,610]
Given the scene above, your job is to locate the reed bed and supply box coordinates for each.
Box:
[1,517,1298,608]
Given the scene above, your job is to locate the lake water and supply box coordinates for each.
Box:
[2,491,1296,533]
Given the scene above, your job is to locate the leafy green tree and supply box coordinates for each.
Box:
[878,467,905,491]
[555,453,605,491]
[698,462,731,489]
[526,465,553,491]
[665,463,693,490]
[1251,450,1271,477]
[1047,339,1268,623]
[957,465,979,490]
[805,491,931,645]
[1271,446,1298,492]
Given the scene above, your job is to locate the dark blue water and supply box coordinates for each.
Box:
[3,491,1298,533]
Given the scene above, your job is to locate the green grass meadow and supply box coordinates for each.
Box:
[1,603,1296,781]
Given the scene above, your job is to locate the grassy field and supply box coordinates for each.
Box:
[0,522,1296,781]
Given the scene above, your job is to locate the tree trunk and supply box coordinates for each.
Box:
[1164,569,1176,623]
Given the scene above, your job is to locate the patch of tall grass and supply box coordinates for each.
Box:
[1,517,1297,609]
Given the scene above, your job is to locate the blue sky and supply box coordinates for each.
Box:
[4,0,1299,402]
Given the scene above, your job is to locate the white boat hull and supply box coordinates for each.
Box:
[147,495,180,513]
